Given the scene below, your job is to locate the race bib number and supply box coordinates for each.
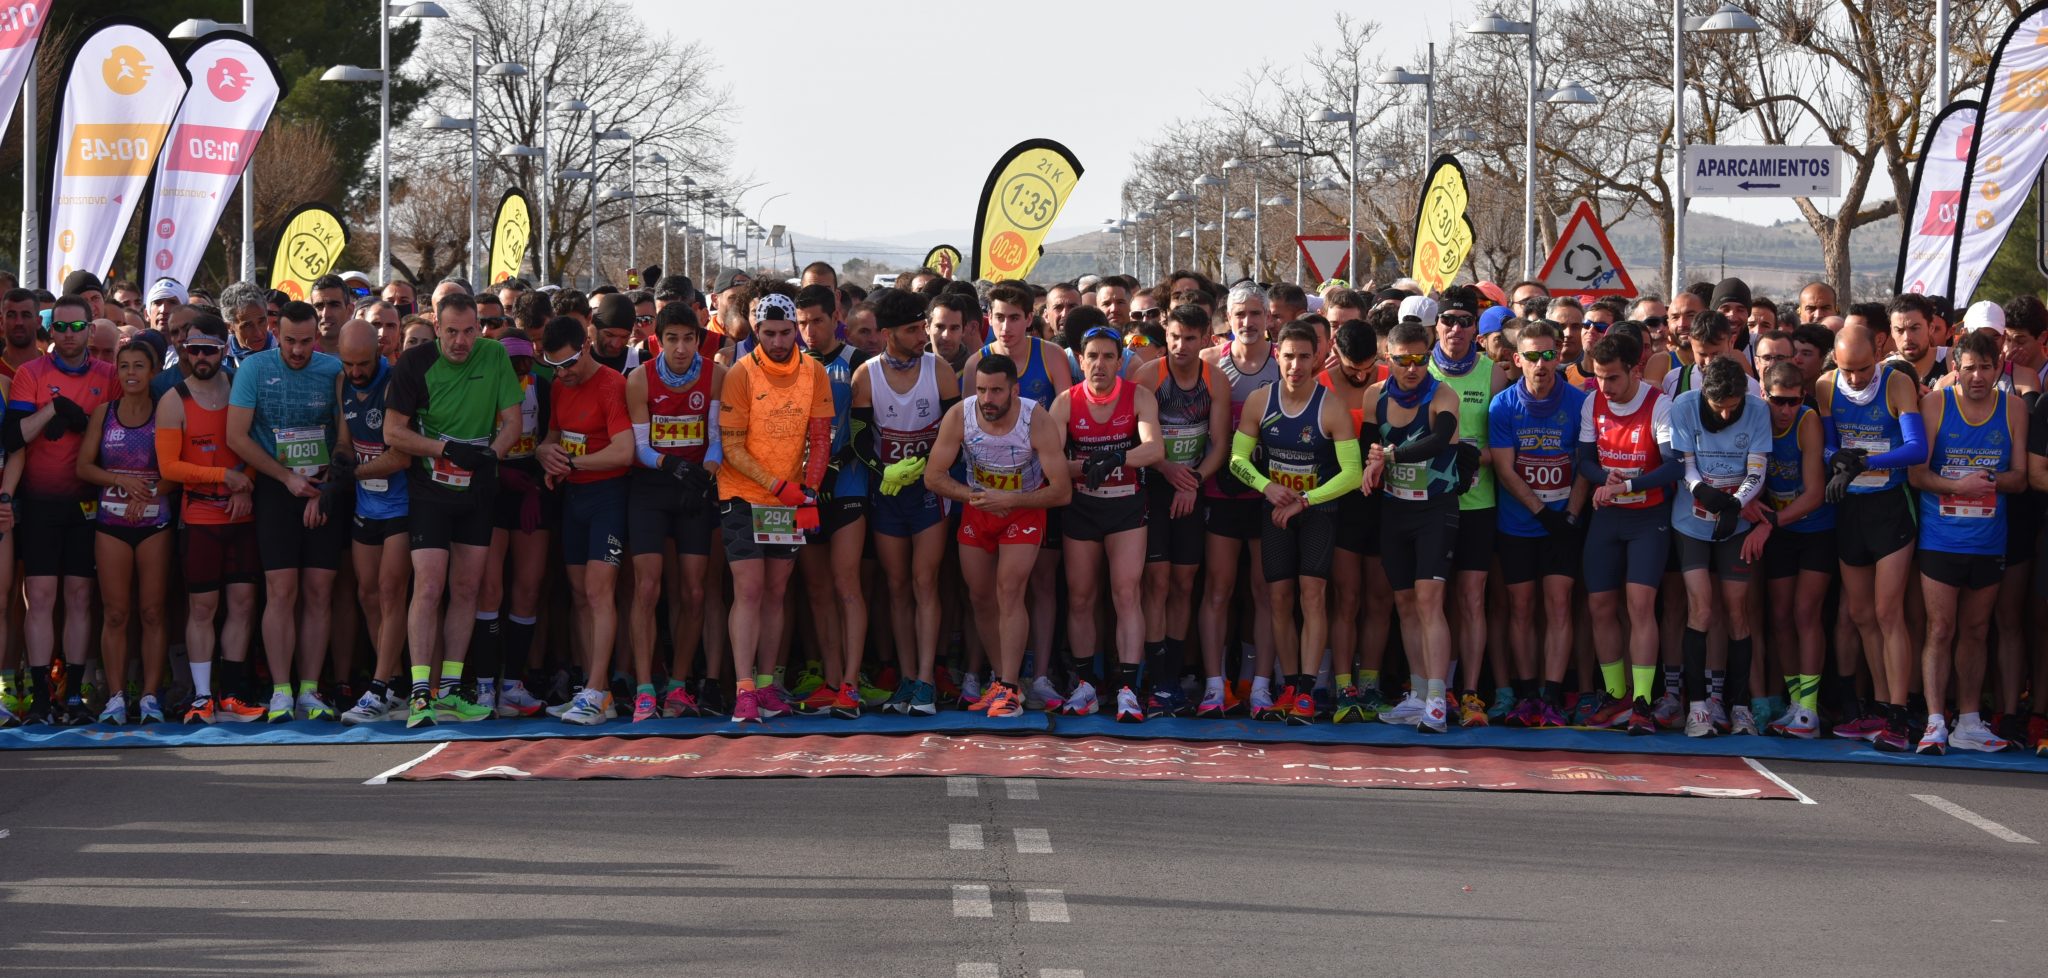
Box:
[429,436,488,488]
[1385,460,1429,501]
[881,433,934,464]
[650,414,704,449]
[1768,488,1799,511]
[509,433,536,459]
[751,504,804,545]
[99,473,160,521]
[972,463,1023,492]
[274,425,329,477]
[1844,436,1891,489]
[77,499,98,519]
[1937,465,1996,519]
[1515,451,1572,504]
[356,445,388,494]
[1691,475,1742,522]
[561,431,588,457]
[1268,459,1319,494]
[1610,466,1646,506]
[1161,422,1206,466]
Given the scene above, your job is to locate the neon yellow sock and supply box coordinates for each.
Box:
[1798,674,1820,711]
[1359,669,1380,690]
[1336,673,1354,690]
[755,673,774,689]
[410,665,431,684]
[1600,660,1627,700]
[297,679,319,699]
[1631,665,1659,703]
[272,682,290,698]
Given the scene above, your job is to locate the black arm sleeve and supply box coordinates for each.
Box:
[1389,410,1460,463]
[1578,440,1610,485]
[1,405,23,453]
[850,405,882,472]
[1629,443,1687,491]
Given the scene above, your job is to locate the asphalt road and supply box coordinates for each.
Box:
[0,742,2041,977]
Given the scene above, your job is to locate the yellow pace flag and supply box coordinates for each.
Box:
[268,202,349,300]
[489,189,532,285]
[924,244,963,280]
[1410,155,1474,293]
[972,139,1083,282]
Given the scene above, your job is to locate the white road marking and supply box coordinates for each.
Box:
[1741,758,1817,805]
[1041,970,1085,978]
[362,742,449,785]
[950,823,985,850]
[1014,828,1052,854]
[957,964,999,978]
[1024,888,1070,923]
[953,884,994,918]
[0,828,9,840]
[1003,779,1039,800]
[1912,794,2038,844]
[948,776,980,797]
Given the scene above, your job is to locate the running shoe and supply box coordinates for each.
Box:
[1285,687,1317,726]
[695,680,730,717]
[406,694,436,728]
[1027,675,1063,712]
[788,662,825,700]
[881,681,916,715]
[933,667,962,704]
[433,693,493,723]
[96,692,127,726]
[1500,698,1535,728]
[297,690,336,722]
[756,685,791,719]
[959,672,984,708]
[1250,683,1282,722]
[2027,713,2048,749]
[498,680,548,718]
[341,689,395,726]
[1418,696,1449,733]
[1872,715,1912,753]
[856,673,892,707]
[828,683,863,719]
[983,682,1023,718]
[183,696,216,725]
[1145,687,1189,719]
[1916,717,1949,755]
[0,698,16,729]
[1708,698,1731,734]
[0,688,24,717]
[1115,686,1144,723]
[1310,686,1332,717]
[1832,714,1887,741]
[1196,684,1228,719]
[1684,701,1716,738]
[1458,692,1490,728]
[908,680,938,717]
[656,683,699,719]
[473,683,498,716]
[1730,705,1758,737]
[1061,681,1100,717]
[1652,692,1684,730]
[1627,697,1657,736]
[261,690,292,723]
[1769,705,1821,740]
[631,692,658,723]
[1531,700,1569,729]
[793,683,838,715]
[137,694,165,725]
[561,689,611,726]
[1332,686,1367,724]
[1487,688,1517,722]
[1379,692,1426,726]
[731,689,763,724]
[1950,715,2010,753]
[1227,679,1252,717]
[1588,694,1634,729]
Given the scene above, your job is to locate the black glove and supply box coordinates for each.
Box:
[661,454,714,502]
[1453,442,1482,495]
[1082,448,1126,491]
[442,442,498,476]
[1712,506,1741,542]
[1535,507,1576,539]
[51,395,87,429]
[1692,482,1738,515]
[329,452,359,482]
[1828,447,1867,480]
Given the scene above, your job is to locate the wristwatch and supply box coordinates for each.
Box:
[566,455,577,472]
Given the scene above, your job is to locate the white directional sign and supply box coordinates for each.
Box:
[1684,145,1843,198]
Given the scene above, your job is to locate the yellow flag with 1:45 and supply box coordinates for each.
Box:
[972,139,1084,282]
[1410,155,1474,293]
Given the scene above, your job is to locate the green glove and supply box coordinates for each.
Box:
[880,455,928,496]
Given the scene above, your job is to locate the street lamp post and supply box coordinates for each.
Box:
[1311,103,1360,283]
[1378,44,1436,180]
[323,2,448,284]
[1670,2,1760,292]
[1222,158,1253,280]
[1193,172,1223,279]
[1133,208,1156,283]
[172,6,257,279]
[1261,134,1306,283]
[1470,5,1602,279]
[1165,189,1195,273]
[425,38,525,286]
[590,127,632,284]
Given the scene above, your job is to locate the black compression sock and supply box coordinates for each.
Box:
[468,615,503,687]
[1142,641,1168,690]
[504,617,537,679]
[1116,662,1140,692]
[218,659,247,700]
[1539,681,1563,707]
[1726,637,1753,712]
[1682,628,1708,702]
[30,664,50,706]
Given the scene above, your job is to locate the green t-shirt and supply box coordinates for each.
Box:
[1430,352,1496,510]
[385,337,523,494]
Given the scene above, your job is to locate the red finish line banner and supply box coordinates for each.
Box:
[395,733,1796,799]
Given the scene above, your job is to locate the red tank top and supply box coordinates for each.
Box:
[1067,377,1139,498]
[1593,385,1665,509]
[178,389,249,525]
[642,359,715,465]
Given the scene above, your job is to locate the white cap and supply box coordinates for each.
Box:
[338,270,372,286]
[1962,299,2005,334]
[1398,294,1440,324]
[145,276,186,305]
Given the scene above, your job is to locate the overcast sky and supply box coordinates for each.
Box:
[627,0,1799,247]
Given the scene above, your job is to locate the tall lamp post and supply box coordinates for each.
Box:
[1468,5,1602,279]
[557,165,593,287]
[1260,135,1305,283]
[171,9,257,279]
[1132,208,1156,282]
[1165,189,1195,272]
[323,1,449,284]
[1378,44,1437,179]
[1311,104,1359,281]
[1670,2,1760,292]
[425,38,525,285]
[1192,172,1224,279]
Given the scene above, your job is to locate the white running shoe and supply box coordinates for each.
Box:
[96,692,127,725]
[296,690,335,721]
[960,673,983,707]
[1027,675,1062,712]
[1114,687,1144,722]
[265,689,294,723]
[1419,696,1450,733]
[1651,692,1684,728]
[340,690,395,725]
[1917,716,1950,755]
[1061,680,1099,716]
[1247,683,1275,718]
[473,682,498,715]
[1708,698,1730,733]
[1769,705,1820,740]
[496,681,546,718]
[1685,701,1717,738]
[1730,705,1758,736]
[1949,715,2010,753]
[560,688,609,726]
[1378,692,1426,725]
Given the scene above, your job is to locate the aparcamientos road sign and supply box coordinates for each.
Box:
[1684,145,1843,198]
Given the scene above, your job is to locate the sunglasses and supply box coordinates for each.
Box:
[1644,315,1668,330]
[1390,352,1430,368]
[480,316,507,329]
[540,347,583,369]
[182,343,224,357]
[634,315,655,326]
[1768,395,1803,407]
[348,287,373,299]
[1134,308,1165,322]
[1519,349,1559,363]
[1439,315,1475,328]
[50,319,90,334]
[1124,332,1154,349]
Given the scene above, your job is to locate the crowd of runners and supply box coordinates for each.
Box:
[1,263,2044,758]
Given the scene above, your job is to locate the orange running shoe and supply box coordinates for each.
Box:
[1225,679,1247,717]
[793,683,839,715]
[215,694,266,723]
[981,682,1022,718]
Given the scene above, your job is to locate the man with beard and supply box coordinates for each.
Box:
[0,287,42,380]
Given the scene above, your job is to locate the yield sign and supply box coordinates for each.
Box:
[1536,200,1635,297]
[1296,235,1351,283]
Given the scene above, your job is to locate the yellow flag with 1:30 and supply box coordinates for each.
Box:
[972,139,1084,281]
[489,189,532,285]
[268,202,349,300]
[1410,155,1474,293]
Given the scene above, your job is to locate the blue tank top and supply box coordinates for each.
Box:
[1487,381,1586,537]
[343,359,408,520]
[1766,406,1832,533]
[810,343,868,497]
[1258,383,1338,507]
[1918,388,2009,556]
[1826,364,1906,494]
[1377,378,1459,501]
[983,340,1057,408]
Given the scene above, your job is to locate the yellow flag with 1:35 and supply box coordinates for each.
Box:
[972,139,1084,281]
[268,202,349,301]
[1410,155,1474,293]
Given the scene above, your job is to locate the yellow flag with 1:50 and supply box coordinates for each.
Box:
[1410,155,1474,293]
[972,139,1084,281]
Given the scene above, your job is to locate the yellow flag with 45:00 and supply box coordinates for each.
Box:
[1410,155,1474,293]
[972,139,1084,282]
